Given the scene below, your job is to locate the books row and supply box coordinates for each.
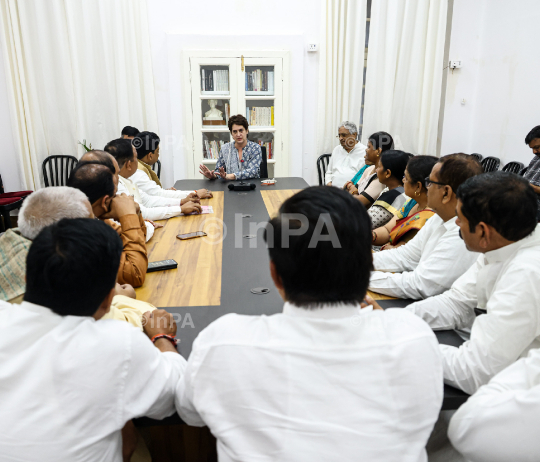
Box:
[255,140,273,160]
[246,106,274,126]
[245,69,274,92]
[203,139,226,159]
[201,70,229,92]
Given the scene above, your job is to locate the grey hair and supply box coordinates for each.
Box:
[338,121,358,136]
[19,187,91,240]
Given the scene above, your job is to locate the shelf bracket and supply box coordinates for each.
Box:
[241,55,244,72]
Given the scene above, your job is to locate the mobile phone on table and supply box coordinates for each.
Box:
[147,259,178,272]
[177,231,207,240]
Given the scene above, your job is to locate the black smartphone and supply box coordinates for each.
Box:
[177,231,207,240]
[147,259,178,273]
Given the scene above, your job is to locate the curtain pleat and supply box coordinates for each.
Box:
[362,0,448,155]
[316,0,367,157]
[0,0,158,190]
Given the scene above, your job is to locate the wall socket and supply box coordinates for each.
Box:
[307,43,318,53]
[449,60,462,69]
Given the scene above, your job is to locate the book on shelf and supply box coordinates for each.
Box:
[246,106,275,126]
[245,69,274,92]
[255,140,273,160]
[201,69,229,92]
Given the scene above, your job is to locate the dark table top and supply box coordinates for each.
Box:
[135,177,468,427]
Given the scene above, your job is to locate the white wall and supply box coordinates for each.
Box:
[146,0,322,187]
[0,40,22,192]
[441,0,540,166]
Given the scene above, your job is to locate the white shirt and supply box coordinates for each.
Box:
[325,142,367,188]
[0,300,186,462]
[369,215,478,299]
[131,169,193,200]
[175,302,443,462]
[118,175,183,221]
[407,227,540,395]
[448,348,540,462]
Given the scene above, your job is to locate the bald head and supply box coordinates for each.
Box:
[80,150,119,188]
[18,187,92,240]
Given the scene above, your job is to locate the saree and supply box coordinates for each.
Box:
[389,199,435,245]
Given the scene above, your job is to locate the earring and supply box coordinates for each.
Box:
[415,191,420,197]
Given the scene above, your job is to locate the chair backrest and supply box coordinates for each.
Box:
[0,174,4,194]
[42,155,79,187]
[316,154,332,186]
[502,161,525,175]
[520,166,528,177]
[481,156,501,173]
[470,153,483,163]
[151,159,161,180]
[260,147,269,179]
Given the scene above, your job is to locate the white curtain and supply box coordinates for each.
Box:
[362,0,448,155]
[316,0,367,156]
[0,0,158,190]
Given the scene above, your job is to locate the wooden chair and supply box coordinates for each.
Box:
[151,159,162,180]
[317,154,332,186]
[42,155,78,187]
[481,156,501,173]
[502,161,525,175]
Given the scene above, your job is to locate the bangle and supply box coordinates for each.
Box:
[151,334,178,348]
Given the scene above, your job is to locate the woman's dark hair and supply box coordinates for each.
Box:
[264,186,372,307]
[24,218,123,317]
[457,172,537,241]
[525,125,540,145]
[406,155,439,190]
[121,126,140,137]
[133,131,160,160]
[369,131,394,151]
[228,114,249,132]
[379,150,410,184]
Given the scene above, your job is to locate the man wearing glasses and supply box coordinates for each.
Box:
[325,121,367,188]
[368,154,483,300]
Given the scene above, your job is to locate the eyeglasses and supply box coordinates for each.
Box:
[424,176,447,188]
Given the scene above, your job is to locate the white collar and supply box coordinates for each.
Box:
[484,226,540,264]
[442,215,458,231]
[282,301,372,319]
[19,301,61,318]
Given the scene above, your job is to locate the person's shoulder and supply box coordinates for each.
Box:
[195,313,269,348]
[248,141,261,151]
[381,308,438,341]
[131,169,147,181]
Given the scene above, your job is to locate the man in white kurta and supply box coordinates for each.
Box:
[0,218,185,462]
[105,139,202,220]
[175,186,443,462]
[369,155,483,299]
[448,348,540,462]
[406,172,540,394]
[324,121,366,188]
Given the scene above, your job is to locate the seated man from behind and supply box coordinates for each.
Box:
[404,172,540,394]
[121,125,140,139]
[105,138,202,219]
[0,218,185,462]
[522,124,540,216]
[175,187,443,462]
[325,121,367,188]
[449,347,540,462]
[369,154,482,299]
[132,131,212,199]
[67,158,148,288]
[0,186,157,329]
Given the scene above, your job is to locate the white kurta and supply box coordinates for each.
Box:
[175,302,443,462]
[324,142,367,188]
[369,215,478,299]
[130,169,193,199]
[448,347,540,462]
[0,300,186,462]
[118,175,183,221]
[407,226,540,394]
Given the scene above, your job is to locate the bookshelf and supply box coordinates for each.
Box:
[184,51,290,178]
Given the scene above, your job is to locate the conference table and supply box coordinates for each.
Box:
[134,177,468,427]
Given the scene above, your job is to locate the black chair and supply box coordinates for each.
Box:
[470,153,483,163]
[520,166,528,177]
[151,159,162,180]
[260,147,269,179]
[317,154,332,186]
[502,161,525,175]
[42,155,78,187]
[481,156,501,173]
